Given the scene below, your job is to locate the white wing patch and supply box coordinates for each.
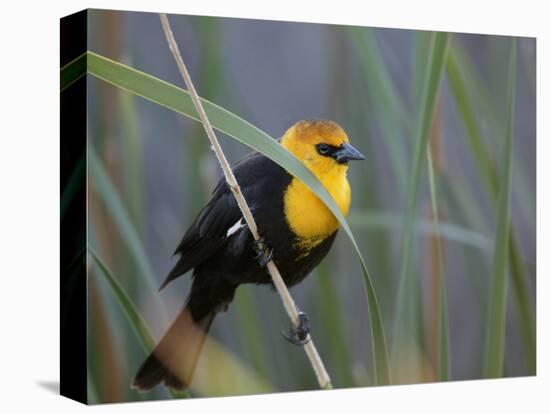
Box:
[226,218,246,237]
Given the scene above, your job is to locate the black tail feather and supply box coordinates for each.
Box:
[132,352,184,391]
[132,306,215,392]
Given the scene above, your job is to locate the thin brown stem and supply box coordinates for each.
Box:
[159,13,332,389]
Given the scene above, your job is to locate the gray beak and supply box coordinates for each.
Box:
[334,142,365,164]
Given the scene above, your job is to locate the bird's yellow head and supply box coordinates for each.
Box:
[280,119,364,177]
[280,120,364,245]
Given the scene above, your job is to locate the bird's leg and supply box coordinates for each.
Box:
[283,310,311,346]
[253,236,273,268]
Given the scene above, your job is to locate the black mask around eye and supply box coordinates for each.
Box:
[315,142,365,164]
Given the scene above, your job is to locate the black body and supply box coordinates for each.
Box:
[133,151,337,390]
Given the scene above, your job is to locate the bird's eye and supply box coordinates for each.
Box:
[316,144,330,156]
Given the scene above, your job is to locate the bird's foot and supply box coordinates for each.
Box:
[253,237,273,268]
[283,311,311,346]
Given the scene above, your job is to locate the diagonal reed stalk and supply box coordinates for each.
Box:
[483,40,516,378]
[159,13,332,389]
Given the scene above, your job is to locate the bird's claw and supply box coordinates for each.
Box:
[282,311,311,346]
[253,237,273,268]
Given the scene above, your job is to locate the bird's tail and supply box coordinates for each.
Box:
[132,305,215,391]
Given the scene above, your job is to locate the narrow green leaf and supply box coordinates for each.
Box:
[232,286,271,380]
[393,32,449,359]
[348,210,492,252]
[348,28,409,195]
[87,371,99,404]
[316,263,356,387]
[63,51,391,384]
[447,44,535,373]
[119,88,145,230]
[61,52,87,91]
[483,41,516,378]
[61,153,85,219]
[446,49,499,193]
[348,28,408,121]
[88,148,167,320]
[449,44,534,234]
[90,248,156,352]
[89,248,191,398]
[414,31,432,101]
[61,242,86,332]
[426,148,451,380]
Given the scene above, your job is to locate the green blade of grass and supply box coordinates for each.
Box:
[89,148,167,320]
[61,52,87,91]
[316,263,356,387]
[89,248,155,352]
[348,28,408,121]
[232,286,270,380]
[483,41,516,378]
[343,27,398,347]
[348,210,493,252]
[450,43,535,234]
[426,148,451,380]
[414,31,431,102]
[87,371,99,404]
[446,49,498,194]
[61,152,85,219]
[348,27,409,195]
[89,248,191,399]
[447,43,535,373]
[72,51,391,384]
[119,88,144,230]
[393,32,449,359]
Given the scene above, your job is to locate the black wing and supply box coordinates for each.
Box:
[159,151,287,290]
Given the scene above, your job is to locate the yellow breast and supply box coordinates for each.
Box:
[283,169,351,250]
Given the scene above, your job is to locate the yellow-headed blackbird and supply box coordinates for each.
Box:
[132,119,364,391]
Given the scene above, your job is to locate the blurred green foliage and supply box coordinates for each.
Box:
[64,10,536,403]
